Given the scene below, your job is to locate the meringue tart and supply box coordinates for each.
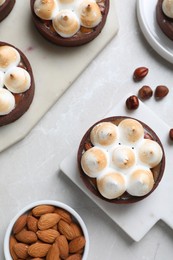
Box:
[156,0,173,41]
[77,116,165,204]
[0,42,35,126]
[30,0,109,47]
[0,0,15,22]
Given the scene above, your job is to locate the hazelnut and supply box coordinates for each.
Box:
[126,95,139,110]
[169,129,173,141]
[155,85,169,99]
[133,67,149,81]
[138,85,153,100]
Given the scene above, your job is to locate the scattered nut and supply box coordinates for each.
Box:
[84,142,92,151]
[169,129,173,141]
[138,85,153,100]
[154,85,169,99]
[133,67,149,81]
[126,95,139,110]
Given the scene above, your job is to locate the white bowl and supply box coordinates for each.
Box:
[4,200,89,260]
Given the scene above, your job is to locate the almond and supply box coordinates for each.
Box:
[54,208,72,223]
[28,242,51,258]
[13,243,29,259]
[9,235,18,260]
[58,220,76,240]
[15,229,37,244]
[52,224,58,230]
[70,223,83,238]
[37,229,60,243]
[38,213,61,230]
[66,254,82,260]
[27,215,38,232]
[56,235,69,259]
[13,214,27,234]
[32,205,55,217]
[46,242,60,260]
[69,236,86,254]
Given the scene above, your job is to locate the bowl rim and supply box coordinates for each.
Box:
[4,199,89,260]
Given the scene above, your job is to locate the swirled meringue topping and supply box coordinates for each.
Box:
[138,139,163,168]
[90,122,118,147]
[0,71,4,88]
[52,9,80,37]
[112,145,136,170]
[81,147,108,177]
[34,0,58,20]
[127,168,154,197]
[78,0,102,28]
[4,67,31,94]
[118,118,144,145]
[0,0,6,6]
[97,171,126,199]
[0,46,20,72]
[80,118,163,199]
[0,88,15,115]
[162,0,173,18]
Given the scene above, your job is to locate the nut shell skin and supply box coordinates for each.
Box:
[126,95,139,110]
[133,67,149,81]
[138,86,153,100]
[169,129,173,141]
[154,85,169,99]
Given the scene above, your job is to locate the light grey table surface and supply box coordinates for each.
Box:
[1,0,173,259]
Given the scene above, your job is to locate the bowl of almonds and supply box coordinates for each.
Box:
[4,200,89,260]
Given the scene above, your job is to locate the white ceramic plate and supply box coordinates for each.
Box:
[137,0,173,64]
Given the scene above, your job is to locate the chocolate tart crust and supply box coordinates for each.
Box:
[30,0,110,47]
[0,42,35,127]
[77,116,165,204]
[156,0,173,41]
[0,0,15,22]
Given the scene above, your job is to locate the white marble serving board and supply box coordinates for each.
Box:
[0,0,118,152]
[60,94,173,242]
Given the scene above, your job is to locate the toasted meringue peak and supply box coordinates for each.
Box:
[97,172,126,199]
[81,147,108,177]
[162,0,173,18]
[34,0,58,20]
[138,139,163,168]
[0,46,20,72]
[118,119,144,145]
[78,0,102,28]
[52,9,80,37]
[0,0,6,6]
[90,122,118,147]
[0,88,15,115]
[112,145,136,170]
[0,71,4,88]
[4,67,31,94]
[59,0,75,3]
[127,168,154,196]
